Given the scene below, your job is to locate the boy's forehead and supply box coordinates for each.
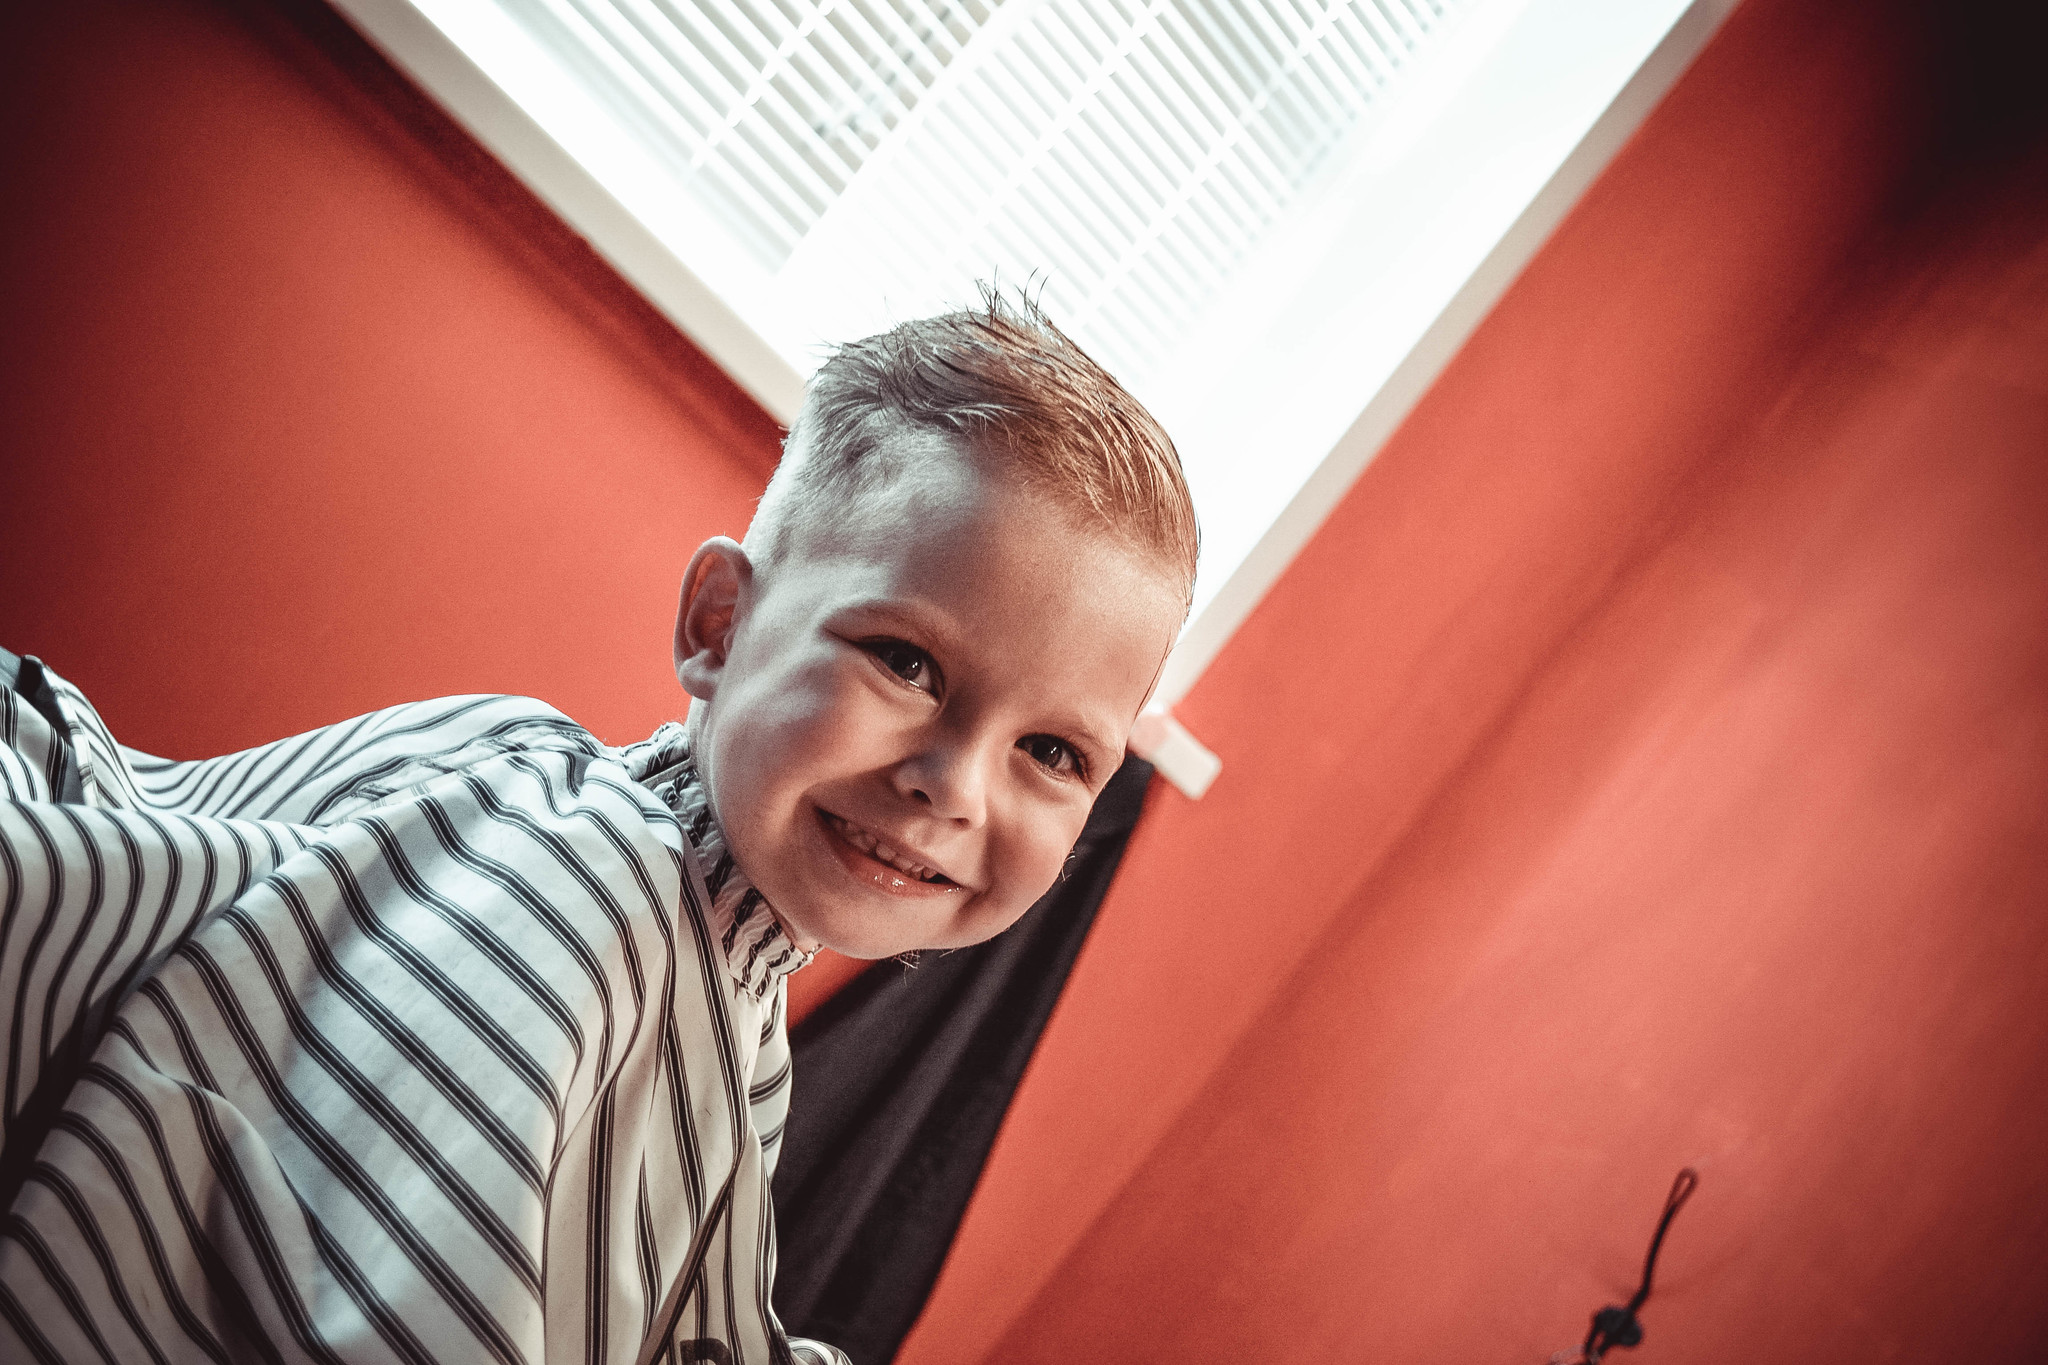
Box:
[791,431,1099,573]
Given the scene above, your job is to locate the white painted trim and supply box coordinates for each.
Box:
[326,0,806,423]
[1152,0,1740,708]
[1128,707,1222,800]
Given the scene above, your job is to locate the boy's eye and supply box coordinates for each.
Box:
[866,640,936,692]
[1019,734,1082,777]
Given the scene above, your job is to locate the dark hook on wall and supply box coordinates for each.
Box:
[1551,1168,1700,1365]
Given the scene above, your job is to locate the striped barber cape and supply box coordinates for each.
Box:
[0,652,846,1365]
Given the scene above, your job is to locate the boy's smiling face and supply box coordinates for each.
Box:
[674,432,1185,959]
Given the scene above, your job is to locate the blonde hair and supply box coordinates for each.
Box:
[749,291,1198,601]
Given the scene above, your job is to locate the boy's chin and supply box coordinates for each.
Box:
[789,915,923,962]
[770,896,910,961]
[783,893,1007,961]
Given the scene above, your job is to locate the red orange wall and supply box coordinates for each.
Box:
[902,1,2048,1360]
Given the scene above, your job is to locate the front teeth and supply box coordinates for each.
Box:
[831,815,938,882]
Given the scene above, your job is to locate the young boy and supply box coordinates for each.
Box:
[0,296,1197,1365]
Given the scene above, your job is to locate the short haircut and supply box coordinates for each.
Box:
[748,291,1198,602]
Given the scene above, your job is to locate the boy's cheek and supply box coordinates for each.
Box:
[986,822,1081,920]
[725,658,862,764]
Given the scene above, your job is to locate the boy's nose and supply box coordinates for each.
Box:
[893,734,992,826]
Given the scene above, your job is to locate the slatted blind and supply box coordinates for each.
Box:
[501,0,1467,377]
[504,0,1000,264]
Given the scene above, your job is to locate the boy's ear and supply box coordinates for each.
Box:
[674,537,753,701]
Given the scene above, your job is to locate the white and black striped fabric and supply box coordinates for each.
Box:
[0,652,846,1365]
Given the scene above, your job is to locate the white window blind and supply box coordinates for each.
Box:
[498,0,1466,383]
[499,0,1000,266]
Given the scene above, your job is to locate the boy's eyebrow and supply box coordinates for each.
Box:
[834,597,942,630]
[829,597,963,651]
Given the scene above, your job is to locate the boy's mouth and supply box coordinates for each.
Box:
[819,810,961,893]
